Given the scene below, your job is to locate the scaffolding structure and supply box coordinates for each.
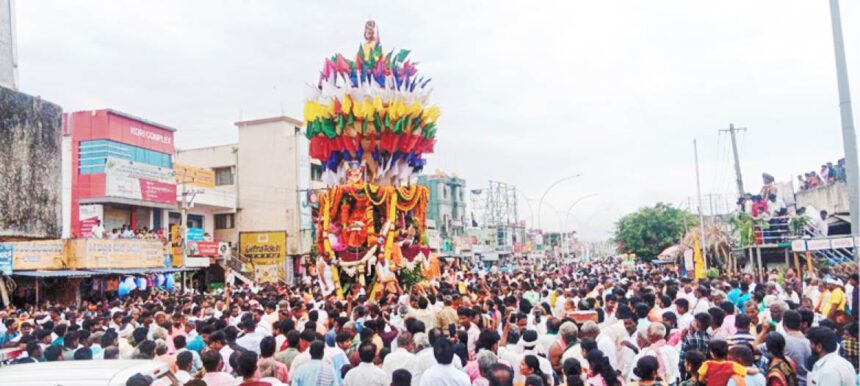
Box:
[471,181,522,251]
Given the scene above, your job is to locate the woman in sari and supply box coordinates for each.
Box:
[764,332,797,386]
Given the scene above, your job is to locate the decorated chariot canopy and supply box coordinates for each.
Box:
[305,21,442,299]
[304,20,440,187]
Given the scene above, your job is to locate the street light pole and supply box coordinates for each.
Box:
[537,174,582,229]
[828,0,860,254]
[561,193,599,260]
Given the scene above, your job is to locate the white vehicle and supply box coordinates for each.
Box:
[0,359,179,386]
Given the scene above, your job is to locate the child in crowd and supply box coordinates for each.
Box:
[679,350,706,386]
[726,345,765,386]
[697,340,747,386]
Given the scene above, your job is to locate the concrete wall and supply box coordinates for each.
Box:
[796,182,850,215]
[0,86,62,238]
[236,117,303,255]
[0,0,16,90]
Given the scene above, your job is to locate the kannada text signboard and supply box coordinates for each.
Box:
[175,164,216,189]
[12,240,66,270]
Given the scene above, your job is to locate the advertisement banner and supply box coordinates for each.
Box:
[79,204,104,237]
[104,157,177,204]
[0,243,12,275]
[184,256,211,268]
[186,228,204,241]
[12,240,66,270]
[241,232,286,281]
[297,134,313,254]
[73,239,165,269]
[254,263,281,284]
[240,232,287,261]
[187,241,219,257]
[175,164,215,188]
[170,224,183,267]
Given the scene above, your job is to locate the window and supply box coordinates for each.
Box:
[311,164,323,182]
[215,213,235,229]
[215,167,234,186]
[443,186,448,199]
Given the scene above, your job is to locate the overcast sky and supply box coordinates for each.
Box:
[14,1,860,240]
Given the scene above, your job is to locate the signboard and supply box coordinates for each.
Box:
[186,228,204,241]
[240,232,287,261]
[170,224,183,267]
[806,239,832,251]
[184,256,211,268]
[831,237,855,249]
[241,232,287,282]
[12,240,66,270]
[254,264,281,284]
[297,135,313,254]
[187,241,219,257]
[79,205,103,237]
[72,239,165,269]
[426,229,441,250]
[175,164,215,188]
[0,243,12,275]
[104,157,177,204]
[791,240,807,252]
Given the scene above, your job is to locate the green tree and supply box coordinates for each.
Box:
[614,203,698,261]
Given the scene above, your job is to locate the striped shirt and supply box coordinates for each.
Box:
[727,330,756,347]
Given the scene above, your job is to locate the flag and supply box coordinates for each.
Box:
[693,234,706,279]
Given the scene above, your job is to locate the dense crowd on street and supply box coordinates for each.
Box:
[1,256,859,386]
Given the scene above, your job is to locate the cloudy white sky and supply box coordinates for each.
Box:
[14,1,860,240]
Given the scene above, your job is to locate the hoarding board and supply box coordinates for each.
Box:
[0,243,12,275]
[187,241,219,257]
[175,164,215,188]
[79,204,103,237]
[72,239,165,269]
[12,240,66,270]
[240,231,287,282]
[104,157,176,204]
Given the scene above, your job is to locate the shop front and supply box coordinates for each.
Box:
[67,109,178,238]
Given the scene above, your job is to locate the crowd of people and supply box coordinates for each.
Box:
[0,257,858,386]
[797,159,848,192]
[88,220,166,240]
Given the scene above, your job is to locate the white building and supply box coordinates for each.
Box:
[175,115,324,257]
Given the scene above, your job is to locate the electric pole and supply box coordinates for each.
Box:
[693,139,708,270]
[828,0,860,252]
[720,124,747,203]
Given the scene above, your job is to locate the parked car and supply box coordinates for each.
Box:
[0,359,179,386]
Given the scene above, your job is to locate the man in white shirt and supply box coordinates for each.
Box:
[815,210,830,237]
[630,323,680,384]
[419,338,470,386]
[807,327,856,386]
[581,321,618,370]
[383,332,416,374]
[458,308,480,358]
[175,351,195,384]
[91,220,105,239]
[345,341,390,386]
[691,287,711,315]
[405,329,463,386]
[235,320,264,354]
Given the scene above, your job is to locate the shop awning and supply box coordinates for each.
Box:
[12,270,94,278]
[89,267,200,275]
[480,253,500,261]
